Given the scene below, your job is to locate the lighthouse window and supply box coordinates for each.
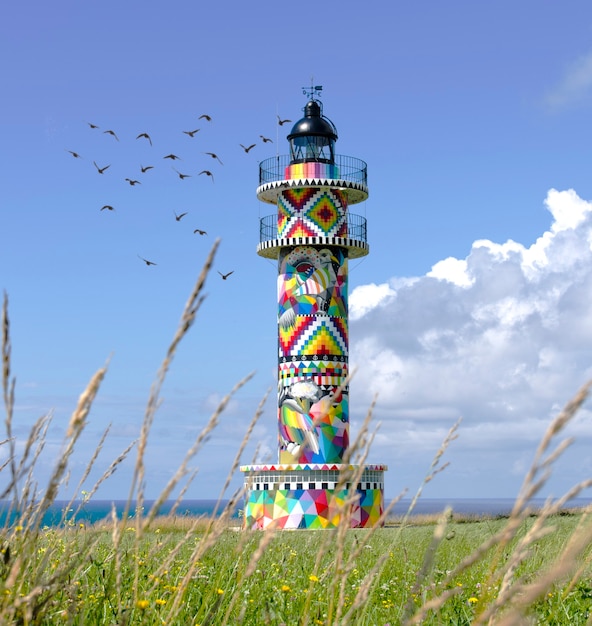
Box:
[290,135,334,164]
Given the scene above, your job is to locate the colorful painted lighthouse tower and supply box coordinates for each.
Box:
[241,89,387,529]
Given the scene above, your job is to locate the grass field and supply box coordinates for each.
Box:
[2,242,592,625]
[1,512,592,624]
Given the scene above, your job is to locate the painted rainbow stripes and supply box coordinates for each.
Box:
[284,162,340,180]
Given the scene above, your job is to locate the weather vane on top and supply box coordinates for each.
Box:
[302,79,323,101]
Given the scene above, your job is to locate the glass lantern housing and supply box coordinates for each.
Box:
[288,100,337,164]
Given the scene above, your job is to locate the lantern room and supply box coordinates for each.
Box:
[287,99,338,164]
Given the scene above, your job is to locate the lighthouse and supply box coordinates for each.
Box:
[240,88,387,529]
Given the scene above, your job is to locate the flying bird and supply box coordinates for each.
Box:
[203,152,223,164]
[163,154,181,160]
[66,150,82,158]
[136,132,152,146]
[140,164,154,173]
[173,167,191,180]
[138,255,156,266]
[93,161,110,174]
[218,270,234,280]
[125,178,141,186]
[88,122,99,129]
[100,205,114,211]
[198,114,212,121]
[193,228,207,235]
[277,116,292,126]
[183,129,200,137]
[103,129,119,141]
[199,170,214,182]
[240,143,256,153]
[260,135,273,143]
[174,211,188,221]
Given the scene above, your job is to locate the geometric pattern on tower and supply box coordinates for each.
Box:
[279,188,347,238]
[278,359,348,388]
[278,316,348,358]
[241,484,384,530]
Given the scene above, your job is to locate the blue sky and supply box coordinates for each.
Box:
[2,1,592,504]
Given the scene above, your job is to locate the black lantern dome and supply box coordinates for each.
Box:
[288,99,338,165]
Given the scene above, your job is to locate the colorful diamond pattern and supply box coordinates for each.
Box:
[278,188,347,237]
[308,195,339,232]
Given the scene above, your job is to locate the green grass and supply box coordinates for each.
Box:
[1,515,591,625]
[2,242,592,625]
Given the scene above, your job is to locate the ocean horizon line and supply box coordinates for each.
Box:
[1,496,590,527]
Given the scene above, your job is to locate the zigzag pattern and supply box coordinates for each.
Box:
[279,316,348,358]
[279,316,314,354]
[283,220,318,238]
[278,360,348,387]
[277,200,291,235]
[282,316,348,358]
[256,178,369,206]
[240,463,388,471]
[281,187,318,210]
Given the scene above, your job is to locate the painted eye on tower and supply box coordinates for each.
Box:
[295,261,314,277]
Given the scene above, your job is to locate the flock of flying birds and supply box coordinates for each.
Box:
[66,113,293,279]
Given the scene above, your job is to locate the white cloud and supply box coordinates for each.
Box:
[427,257,473,287]
[545,50,592,110]
[349,283,396,321]
[350,189,592,498]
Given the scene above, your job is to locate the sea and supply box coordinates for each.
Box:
[2,497,591,528]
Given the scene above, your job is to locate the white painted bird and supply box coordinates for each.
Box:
[278,381,323,457]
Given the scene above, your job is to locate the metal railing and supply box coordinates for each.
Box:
[259,154,367,186]
[259,213,367,245]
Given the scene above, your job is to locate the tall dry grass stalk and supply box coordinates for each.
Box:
[1,293,17,507]
[0,294,112,622]
[0,242,269,624]
[126,239,220,525]
[398,380,592,626]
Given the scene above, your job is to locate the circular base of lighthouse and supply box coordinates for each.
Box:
[240,463,387,530]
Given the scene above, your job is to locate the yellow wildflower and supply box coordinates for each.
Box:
[136,600,149,609]
[309,574,319,583]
